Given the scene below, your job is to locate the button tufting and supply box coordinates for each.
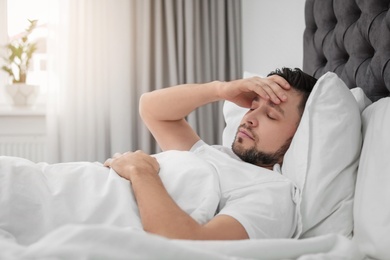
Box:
[303,0,390,101]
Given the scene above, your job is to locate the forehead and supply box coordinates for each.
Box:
[278,89,303,117]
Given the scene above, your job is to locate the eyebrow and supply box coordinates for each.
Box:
[253,96,286,117]
[268,101,285,117]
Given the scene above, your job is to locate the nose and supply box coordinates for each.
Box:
[244,97,268,127]
[244,110,259,127]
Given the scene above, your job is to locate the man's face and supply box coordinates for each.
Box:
[232,89,303,168]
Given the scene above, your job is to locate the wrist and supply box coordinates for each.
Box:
[209,80,226,101]
[129,168,161,186]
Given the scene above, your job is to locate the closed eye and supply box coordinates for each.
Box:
[269,102,285,118]
[267,114,276,120]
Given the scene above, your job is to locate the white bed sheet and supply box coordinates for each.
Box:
[0,224,364,260]
[0,154,366,259]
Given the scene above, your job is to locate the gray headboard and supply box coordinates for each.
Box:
[303,0,390,102]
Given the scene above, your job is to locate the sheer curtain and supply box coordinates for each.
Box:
[47,0,242,163]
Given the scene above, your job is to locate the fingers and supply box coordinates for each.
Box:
[104,152,125,167]
[267,75,291,90]
[104,150,160,174]
[103,158,112,167]
[249,76,290,104]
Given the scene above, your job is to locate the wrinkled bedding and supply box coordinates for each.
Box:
[0,223,363,260]
[0,151,220,246]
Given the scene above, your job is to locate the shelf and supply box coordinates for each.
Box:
[0,104,46,116]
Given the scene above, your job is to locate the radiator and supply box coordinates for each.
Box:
[0,135,46,162]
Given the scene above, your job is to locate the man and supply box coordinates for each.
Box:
[104,68,317,241]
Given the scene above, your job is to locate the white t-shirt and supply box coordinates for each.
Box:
[190,140,300,239]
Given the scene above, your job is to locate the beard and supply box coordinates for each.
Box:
[232,124,292,167]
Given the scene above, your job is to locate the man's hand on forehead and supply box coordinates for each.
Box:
[248,75,291,104]
[218,75,291,109]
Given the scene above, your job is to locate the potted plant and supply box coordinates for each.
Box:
[1,19,39,106]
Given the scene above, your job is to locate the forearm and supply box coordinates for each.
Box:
[130,173,204,239]
[139,81,222,122]
[139,81,224,151]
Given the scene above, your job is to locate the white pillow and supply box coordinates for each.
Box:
[350,87,372,113]
[222,72,364,238]
[353,97,390,260]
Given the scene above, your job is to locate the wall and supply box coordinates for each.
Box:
[242,0,306,76]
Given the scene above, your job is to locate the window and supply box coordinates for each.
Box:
[6,0,50,100]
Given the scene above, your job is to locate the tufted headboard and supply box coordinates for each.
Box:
[303,0,390,102]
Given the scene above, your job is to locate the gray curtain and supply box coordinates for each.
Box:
[132,0,243,153]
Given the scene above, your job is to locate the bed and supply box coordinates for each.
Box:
[1,0,389,259]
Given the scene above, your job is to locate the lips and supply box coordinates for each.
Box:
[238,128,255,140]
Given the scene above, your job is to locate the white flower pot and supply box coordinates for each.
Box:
[5,84,40,106]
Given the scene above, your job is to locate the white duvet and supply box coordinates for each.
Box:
[0,151,220,245]
[0,154,364,259]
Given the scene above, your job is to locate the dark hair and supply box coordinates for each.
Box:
[267,67,317,114]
